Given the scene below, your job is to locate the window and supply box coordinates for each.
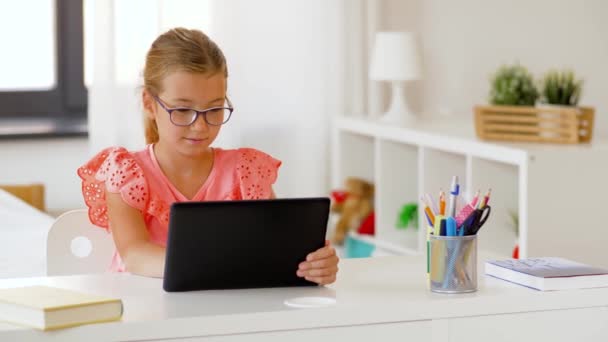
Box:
[0,0,87,137]
[83,0,214,86]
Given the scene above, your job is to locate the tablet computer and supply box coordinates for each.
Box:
[163,197,330,292]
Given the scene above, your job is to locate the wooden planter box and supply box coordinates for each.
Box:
[474,105,595,144]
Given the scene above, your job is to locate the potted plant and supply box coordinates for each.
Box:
[536,69,585,138]
[475,63,594,144]
[489,63,539,106]
[539,69,583,106]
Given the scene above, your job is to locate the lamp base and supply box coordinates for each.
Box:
[378,81,416,126]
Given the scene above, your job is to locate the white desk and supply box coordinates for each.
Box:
[0,189,53,279]
[1,256,607,342]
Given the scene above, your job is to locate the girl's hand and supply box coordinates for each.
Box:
[297,240,339,285]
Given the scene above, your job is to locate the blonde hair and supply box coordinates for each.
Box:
[143,28,228,144]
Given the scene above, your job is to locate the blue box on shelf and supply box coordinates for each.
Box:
[344,234,375,258]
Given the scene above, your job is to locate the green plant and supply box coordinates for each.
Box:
[489,64,539,106]
[540,69,583,106]
[397,203,418,229]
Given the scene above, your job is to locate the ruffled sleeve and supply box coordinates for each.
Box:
[77,147,148,230]
[235,148,281,200]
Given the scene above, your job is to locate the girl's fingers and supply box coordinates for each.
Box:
[305,274,337,285]
[305,245,336,261]
[298,265,338,277]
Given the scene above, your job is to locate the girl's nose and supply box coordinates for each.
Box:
[191,113,209,131]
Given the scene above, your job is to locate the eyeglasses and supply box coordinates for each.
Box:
[153,95,233,126]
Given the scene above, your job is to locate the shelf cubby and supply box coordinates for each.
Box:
[332,115,608,267]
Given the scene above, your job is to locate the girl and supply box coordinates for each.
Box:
[78,28,339,285]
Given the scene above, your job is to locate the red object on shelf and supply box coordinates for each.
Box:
[357,211,375,235]
[331,190,348,203]
[512,244,519,259]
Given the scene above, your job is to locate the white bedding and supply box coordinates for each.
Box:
[0,189,54,278]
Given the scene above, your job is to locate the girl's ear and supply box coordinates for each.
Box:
[142,89,156,119]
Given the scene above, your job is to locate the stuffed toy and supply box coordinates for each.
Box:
[330,177,374,245]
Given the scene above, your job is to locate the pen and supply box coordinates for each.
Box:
[442,217,458,288]
[447,176,459,217]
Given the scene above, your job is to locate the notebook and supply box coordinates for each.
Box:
[0,286,123,330]
[485,257,608,291]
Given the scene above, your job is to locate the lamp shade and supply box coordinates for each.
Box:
[369,32,421,82]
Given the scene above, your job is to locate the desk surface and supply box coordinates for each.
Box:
[1,256,607,341]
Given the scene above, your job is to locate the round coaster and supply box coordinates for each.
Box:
[283,296,337,309]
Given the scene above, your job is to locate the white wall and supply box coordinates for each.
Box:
[0,0,345,212]
[385,0,608,138]
[0,138,89,211]
[211,0,344,197]
[8,0,605,211]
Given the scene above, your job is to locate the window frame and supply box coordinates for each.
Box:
[0,0,87,138]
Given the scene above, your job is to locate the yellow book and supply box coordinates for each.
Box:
[0,285,123,331]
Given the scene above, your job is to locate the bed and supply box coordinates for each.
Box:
[0,184,54,278]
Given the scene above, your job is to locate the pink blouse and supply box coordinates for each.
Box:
[77,144,281,272]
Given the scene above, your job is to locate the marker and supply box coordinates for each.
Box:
[446,217,457,236]
[434,215,445,236]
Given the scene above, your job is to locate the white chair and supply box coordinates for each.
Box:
[46,209,115,276]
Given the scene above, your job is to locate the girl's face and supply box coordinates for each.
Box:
[145,70,228,158]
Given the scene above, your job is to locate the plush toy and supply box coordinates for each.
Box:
[357,211,375,235]
[330,177,374,245]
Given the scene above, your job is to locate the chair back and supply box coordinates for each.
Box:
[46,209,114,276]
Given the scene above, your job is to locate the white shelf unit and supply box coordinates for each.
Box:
[332,116,608,267]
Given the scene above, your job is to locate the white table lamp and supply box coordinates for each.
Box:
[369,32,422,124]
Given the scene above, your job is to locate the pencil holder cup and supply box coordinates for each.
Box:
[429,235,477,293]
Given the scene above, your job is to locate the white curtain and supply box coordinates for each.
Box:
[88,0,214,154]
[88,0,383,197]
[88,0,148,153]
[344,0,384,118]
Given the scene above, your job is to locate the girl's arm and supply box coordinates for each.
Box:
[106,191,166,277]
